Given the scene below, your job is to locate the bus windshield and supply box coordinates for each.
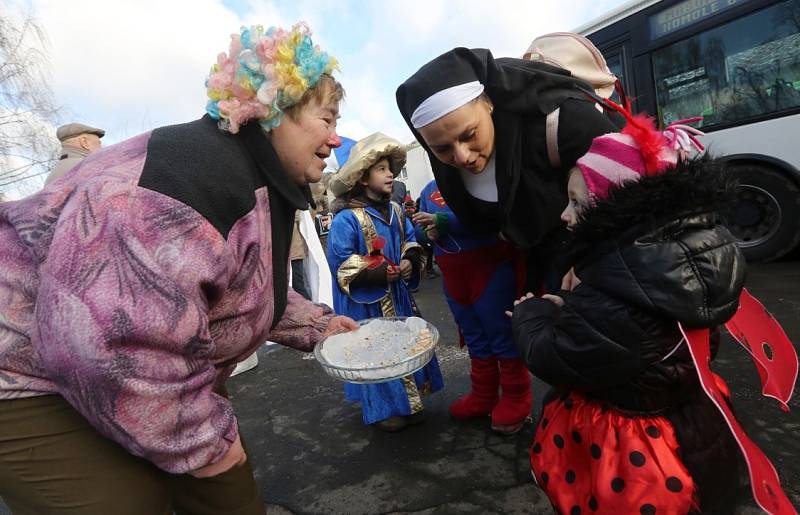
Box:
[652,0,800,128]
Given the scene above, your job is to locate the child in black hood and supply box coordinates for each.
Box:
[511,109,794,513]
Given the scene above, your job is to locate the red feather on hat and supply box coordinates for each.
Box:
[365,236,396,269]
[602,99,670,175]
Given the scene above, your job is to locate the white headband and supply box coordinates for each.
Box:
[410,81,485,129]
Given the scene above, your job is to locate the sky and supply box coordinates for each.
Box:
[4,0,631,197]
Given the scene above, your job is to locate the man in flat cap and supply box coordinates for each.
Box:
[45,122,105,185]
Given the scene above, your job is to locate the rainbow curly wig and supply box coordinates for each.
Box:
[205,22,339,133]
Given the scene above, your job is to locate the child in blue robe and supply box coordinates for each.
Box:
[327,133,444,431]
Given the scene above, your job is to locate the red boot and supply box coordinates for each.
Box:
[492,358,532,434]
[449,356,499,419]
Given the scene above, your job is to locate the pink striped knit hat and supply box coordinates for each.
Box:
[576,102,705,200]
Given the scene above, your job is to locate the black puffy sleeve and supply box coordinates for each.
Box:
[512,283,659,392]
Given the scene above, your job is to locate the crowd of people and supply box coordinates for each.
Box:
[0,20,796,515]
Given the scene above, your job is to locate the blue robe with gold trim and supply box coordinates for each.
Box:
[327,202,444,425]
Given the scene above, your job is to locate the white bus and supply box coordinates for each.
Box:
[576,0,800,261]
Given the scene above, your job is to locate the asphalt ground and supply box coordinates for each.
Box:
[227,259,800,515]
[2,259,798,514]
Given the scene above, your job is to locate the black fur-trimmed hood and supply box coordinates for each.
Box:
[567,156,746,327]
[569,156,735,257]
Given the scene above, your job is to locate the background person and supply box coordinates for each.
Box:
[290,211,313,300]
[391,176,409,206]
[45,122,105,185]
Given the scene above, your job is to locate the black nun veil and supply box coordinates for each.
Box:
[396,48,620,260]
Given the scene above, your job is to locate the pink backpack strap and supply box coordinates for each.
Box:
[545,108,561,169]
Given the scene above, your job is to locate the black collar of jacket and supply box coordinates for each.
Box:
[237,120,310,328]
[237,120,312,212]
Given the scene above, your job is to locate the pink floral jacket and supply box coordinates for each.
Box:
[0,116,333,473]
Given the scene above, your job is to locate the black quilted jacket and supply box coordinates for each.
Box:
[513,157,746,513]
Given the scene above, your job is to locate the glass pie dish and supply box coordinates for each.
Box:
[314,317,439,384]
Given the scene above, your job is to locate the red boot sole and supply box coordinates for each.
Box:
[491,416,531,435]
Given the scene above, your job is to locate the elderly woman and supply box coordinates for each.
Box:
[0,23,356,515]
[396,48,623,433]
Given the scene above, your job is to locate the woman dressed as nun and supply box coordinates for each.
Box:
[396,49,622,433]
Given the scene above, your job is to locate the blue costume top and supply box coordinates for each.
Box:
[328,200,443,424]
[416,180,498,256]
[328,203,420,319]
[416,180,520,359]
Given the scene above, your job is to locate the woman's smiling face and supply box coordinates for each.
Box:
[269,97,342,186]
[418,96,495,174]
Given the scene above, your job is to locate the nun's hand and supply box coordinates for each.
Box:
[323,316,359,338]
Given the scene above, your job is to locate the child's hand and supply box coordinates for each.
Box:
[386,264,401,282]
[399,259,413,280]
[505,292,535,317]
[412,211,435,226]
[425,227,440,241]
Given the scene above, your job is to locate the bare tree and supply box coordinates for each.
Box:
[0,2,60,198]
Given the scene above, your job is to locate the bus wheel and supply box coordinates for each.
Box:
[723,164,800,262]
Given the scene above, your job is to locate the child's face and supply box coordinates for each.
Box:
[561,168,590,229]
[361,158,394,197]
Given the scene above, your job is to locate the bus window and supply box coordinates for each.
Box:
[652,0,800,129]
[606,51,627,103]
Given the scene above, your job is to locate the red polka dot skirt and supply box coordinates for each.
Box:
[531,394,696,515]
